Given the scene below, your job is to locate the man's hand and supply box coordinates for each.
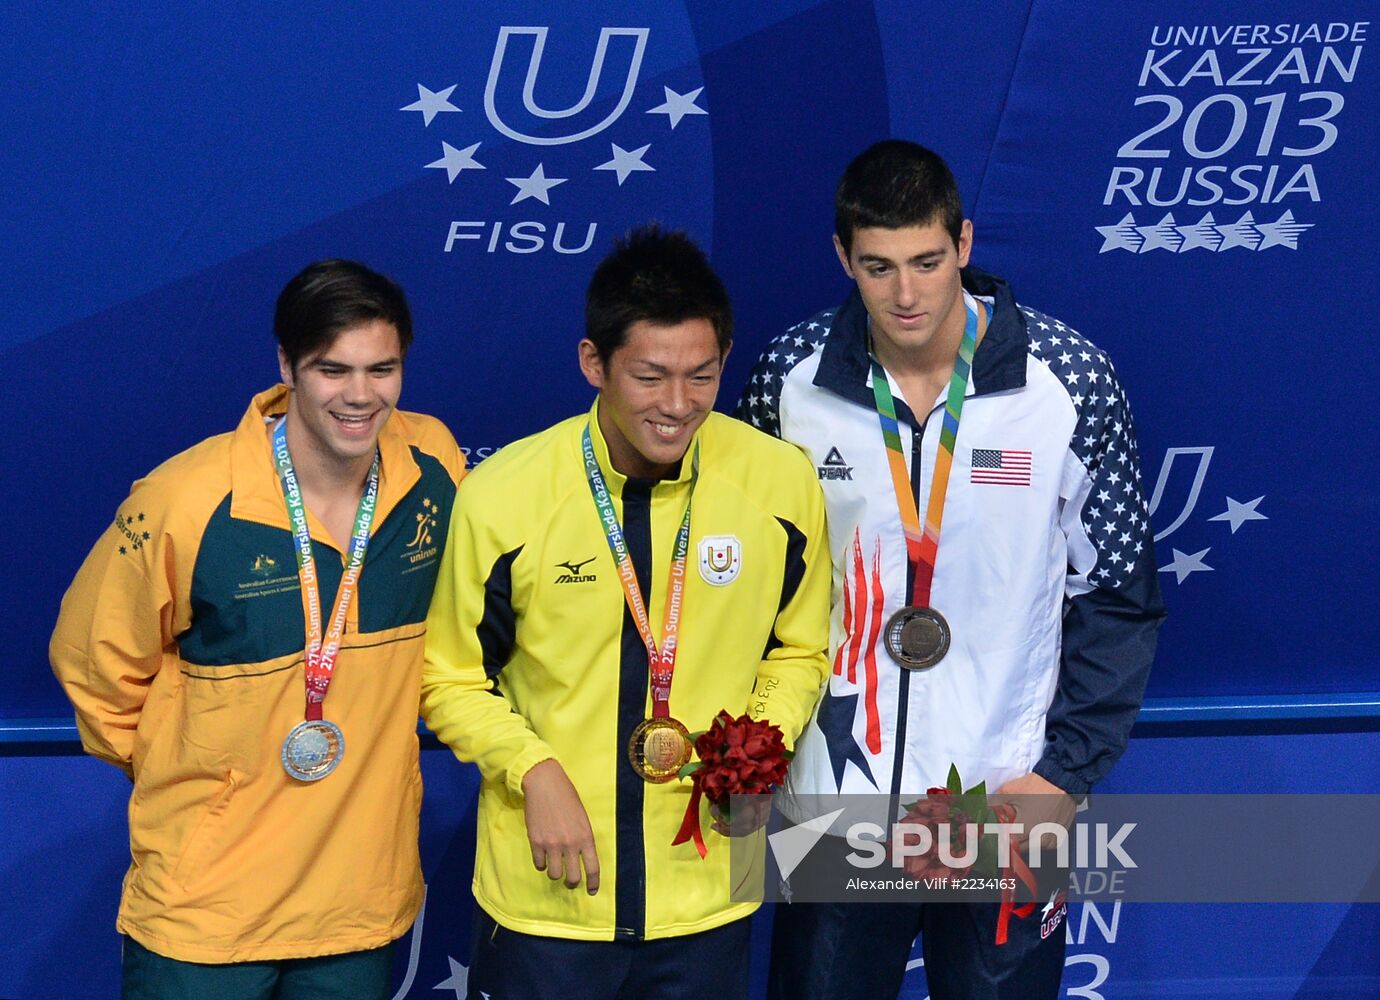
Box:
[520,759,600,895]
[994,772,1076,856]
[709,796,772,838]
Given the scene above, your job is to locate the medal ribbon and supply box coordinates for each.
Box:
[870,298,982,608]
[582,425,698,719]
[273,419,380,721]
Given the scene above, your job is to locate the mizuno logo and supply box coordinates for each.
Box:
[818,446,853,481]
[555,556,598,584]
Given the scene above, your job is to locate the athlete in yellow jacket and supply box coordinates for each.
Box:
[51,261,464,997]
[422,227,830,999]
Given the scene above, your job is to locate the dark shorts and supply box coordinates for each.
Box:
[121,936,394,1000]
[468,908,752,1000]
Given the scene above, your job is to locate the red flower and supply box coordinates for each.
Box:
[892,791,976,880]
[673,711,793,858]
[689,711,790,808]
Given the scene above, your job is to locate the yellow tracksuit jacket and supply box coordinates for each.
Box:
[50,385,464,963]
[422,402,830,941]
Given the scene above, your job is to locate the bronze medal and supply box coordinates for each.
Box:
[883,606,951,670]
[628,717,693,783]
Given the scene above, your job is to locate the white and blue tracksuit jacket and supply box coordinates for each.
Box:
[735,267,1166,798]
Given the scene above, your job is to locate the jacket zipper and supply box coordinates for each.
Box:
[888,399,944,800]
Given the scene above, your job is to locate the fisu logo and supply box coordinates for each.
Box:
[484,27,649,145]
[400,23,709,256]
[1147,446,1268,585]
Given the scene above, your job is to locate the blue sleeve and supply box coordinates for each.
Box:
[1035,349,1167,796]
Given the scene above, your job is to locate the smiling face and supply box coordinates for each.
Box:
[278,318,403,479]
[579,317,725,479]
[835,218,973,368]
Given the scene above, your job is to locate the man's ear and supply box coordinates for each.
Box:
[956,219,974,269]
[577,339,605,390]
[277,347,294,387]
[832,234,854,279]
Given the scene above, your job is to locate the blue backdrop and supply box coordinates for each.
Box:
[4,2,1378,997]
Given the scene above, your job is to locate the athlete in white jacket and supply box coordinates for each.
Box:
[738,140,1166,1000]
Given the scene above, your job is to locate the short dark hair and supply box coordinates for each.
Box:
[834,140,965,256]
[585,225,732,363]
[274,259,413,371]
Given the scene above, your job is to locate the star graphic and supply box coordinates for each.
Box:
[1215,212,1262,251]
[1136,213,1184,253]
[400,83,461,127]
[1208,495,1268,534]
[1159,547,1213,584]
[137,512,146,522]
[1095,213,1143,253]
[425,142,485,183]
[433,955,468,998]
[647,85,708,128]
[1176,212,1223,252]
[1255,210,1313,250]
[816,689,876,789]
[506,163,567,205]
[594,142,655,185]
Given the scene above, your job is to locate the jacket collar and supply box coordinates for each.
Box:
[812,265,1029,425]
[584,397,701,495]
[229,385,421,537]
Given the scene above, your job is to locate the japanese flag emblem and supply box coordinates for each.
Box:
[697,535,742,586]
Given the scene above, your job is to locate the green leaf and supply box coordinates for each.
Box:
[677,762,702,780]
[947,763,963,796]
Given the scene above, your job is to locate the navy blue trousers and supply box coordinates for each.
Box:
[468,908,751,1000]
[768,895,1068,1000]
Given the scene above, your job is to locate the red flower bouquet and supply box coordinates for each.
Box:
[893,765,1040,945]
[672,711,792,858]
[892,785,977,881]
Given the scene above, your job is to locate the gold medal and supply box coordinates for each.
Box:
[628,717,693,783]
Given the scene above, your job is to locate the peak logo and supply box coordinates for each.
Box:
[817,447,854,481]
[398,25,709,256]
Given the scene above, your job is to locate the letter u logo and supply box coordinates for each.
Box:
[484,26,649,145]
[1147,446,1214,542]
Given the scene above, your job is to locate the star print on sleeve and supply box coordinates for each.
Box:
[1024,305,1152,591]
[732,309,835,437]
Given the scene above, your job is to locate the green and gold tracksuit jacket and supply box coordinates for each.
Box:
[50,385,464,963]
[422,402,830,941]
